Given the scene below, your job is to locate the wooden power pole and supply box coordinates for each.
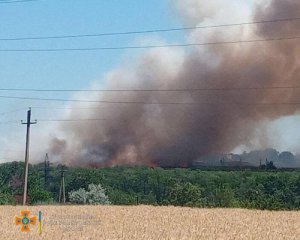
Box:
[22,108,37,205]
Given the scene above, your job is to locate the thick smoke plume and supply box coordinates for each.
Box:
[50,0,300,167]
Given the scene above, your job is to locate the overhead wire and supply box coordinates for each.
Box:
[1,16,300,41]
[0,118,109,124]
[0,0,42,4]
[0,108,26,116]
[31,106,109,110]
[0,120,21,124]
[0,157,22,161]
[38,118,108,122]
[1,85,300,93]
[1,95,300,106]
[1,35,300,52]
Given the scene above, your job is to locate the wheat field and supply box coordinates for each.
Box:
[1,205,299,240]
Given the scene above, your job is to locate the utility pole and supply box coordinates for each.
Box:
[13,161,17,175]
[44,153,50,190]
[21,108,37,205]
[59,165,66,204]
[259,159,262,168]
[239,157,242,171]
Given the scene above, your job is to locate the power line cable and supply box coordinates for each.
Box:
[1,16,300,41]
[38,118,108,122]
[1,85,300,93]
[0,118,108,124]
[0,148,44,153]
[0,157,22,161]
[1,35,300,52]
[0,95,204,104]
[0,120,20,124]
[1,95,300,106]
[0,95,241,105]
[0,0,42,4]
[31,106,109,110]
[0,149,25,153]
[0,108,26,116]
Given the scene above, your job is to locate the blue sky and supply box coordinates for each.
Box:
[0,1,185,121]
[0,0,185,161]
[0,0,182,108]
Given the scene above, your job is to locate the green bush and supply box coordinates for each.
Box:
[29,189,53,204]
[0,193,16,205]
[214,186,236,207]
[69,183,110,205]
[166,183,204,207]
[108,190,137,205]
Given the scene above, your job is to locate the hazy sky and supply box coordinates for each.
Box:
[0,0,299,163]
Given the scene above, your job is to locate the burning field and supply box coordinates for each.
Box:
[2,205,300,240]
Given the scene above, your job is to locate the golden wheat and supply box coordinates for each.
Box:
[1,205,299,240]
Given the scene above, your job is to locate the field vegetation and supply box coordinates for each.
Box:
[2,205,300,240]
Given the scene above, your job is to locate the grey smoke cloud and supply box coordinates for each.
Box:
[49,0,300,167]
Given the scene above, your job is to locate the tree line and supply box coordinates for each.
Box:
[0,161,299,210]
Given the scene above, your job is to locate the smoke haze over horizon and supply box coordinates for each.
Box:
[48,0,300,167]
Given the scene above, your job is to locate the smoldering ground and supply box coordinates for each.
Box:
[49,0,300,167]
